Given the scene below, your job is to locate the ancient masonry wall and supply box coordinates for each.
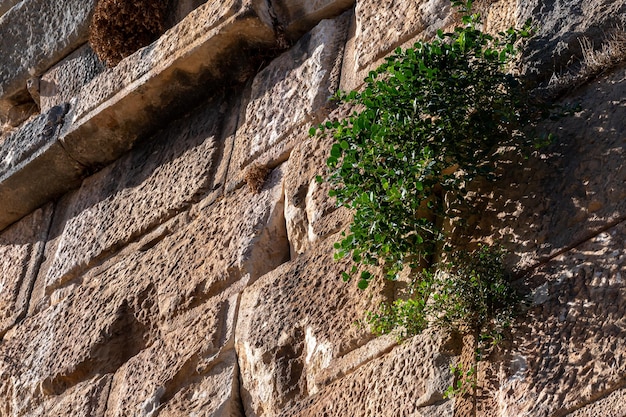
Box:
[0,0,625,416]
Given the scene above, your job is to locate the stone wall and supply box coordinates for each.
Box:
[0,0,625,416]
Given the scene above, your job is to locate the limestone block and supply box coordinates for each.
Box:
[340,0,453,91]
[140,351,243,417]
[271,0,354,39]
[39,96,231,292]
[226,12,350,191]
[276,332,458,417]
[518,0,626,82]
[565,388,626,417]
[61,0,277,169]
[235,236,393,416]
[450,66,626,271]
[1,170,287,414]
[0,104,85,231]
[30,375,112,417]
[39,44,105,114]
[0,204,52,337]
[283,106,354,256]
[0,0,97,114]
[478,221,626,416]
[0,0,19,17]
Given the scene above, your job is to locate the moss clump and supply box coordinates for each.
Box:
[89,0,170,66]
[245,164,270,194]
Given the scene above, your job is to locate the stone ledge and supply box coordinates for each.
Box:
[0,0,98,119]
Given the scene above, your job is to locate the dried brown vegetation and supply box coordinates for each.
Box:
[89,0,170,66]
[245,164,270,194]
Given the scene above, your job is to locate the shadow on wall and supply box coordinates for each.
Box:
[452,62,626,275]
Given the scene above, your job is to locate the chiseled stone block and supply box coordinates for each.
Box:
[227,11,350,192]
[0,0,98,115]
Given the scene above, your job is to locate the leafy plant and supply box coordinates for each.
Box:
[312,0,556,290]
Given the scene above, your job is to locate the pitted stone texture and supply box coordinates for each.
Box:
[340,0,454,91]
[149,351,243,417]
[283,105,354,256]
[61,0,276,168]
[565,388,626,417]
[477,221,626,417]
[1,170,287,415]
[38,96,231,293]
[276,332,458,417]
[235,236,393,416]
[227,12,350,191]
[29,375,112,417]
[0,0,19,16]
[271,0,354,38]
[0,0,97,114]
[40,44,105,114]
[518,0,626,83]
[0,104,84,231]
[450,65,626,272]
[0,204,52,337]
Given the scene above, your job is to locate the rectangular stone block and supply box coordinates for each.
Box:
[227,12,350,191]
[481,221,626,416]
[0,165,288,414]
[276,331,457,417]
[0,105,86,231]
[38,95,232,292]
[0,0,98,113]
[39,44,105,114]
[271,0,354,38]
[340,0,453,91]
[60,0,276,169]
[235,235,393,416]
[0,204,52,337]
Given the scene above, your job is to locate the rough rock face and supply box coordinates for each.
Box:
[0,0,625,416]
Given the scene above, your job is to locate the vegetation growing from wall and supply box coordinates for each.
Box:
[313,0,560,348]
[90,0,171,66]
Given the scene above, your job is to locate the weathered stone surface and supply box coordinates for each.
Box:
[0,104,85,231]
[226,12,350,191]
[271,0,354,39]
[565,388,626,417]
[1,168,288,414]
[40,44,105,114]
[38,95,232,294]
[283,106,353,256]
[0,0,19,17]
[30,375,112,417]
[340,0,454,91]
[518,0,626,83]
[276,331,458,417]
[0,0,98,115]
[147,351,243,417]
[61,0,276,169]
[235,236,393,416]
[477,221,626,416]
[0,204,52,337]
[448,64,626,272]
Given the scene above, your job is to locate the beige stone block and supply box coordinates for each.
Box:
[61,0,276,169]
[30,375,112,417]
[226,12,350,192]
[271,0,354,38]
[450,66,626,272]
[0,0,97,115]
[235,236,393,416]
[477,221,626,416]
[565,387,626,417]
[38,95,232,293]
[340,0,454,91]
[0,204,52,337]
[39,44,105,114]
[283,105,354,256]
[277,331,458,417]
[1,170,288,413]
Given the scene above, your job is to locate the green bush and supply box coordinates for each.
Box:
[313,0,554,290]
